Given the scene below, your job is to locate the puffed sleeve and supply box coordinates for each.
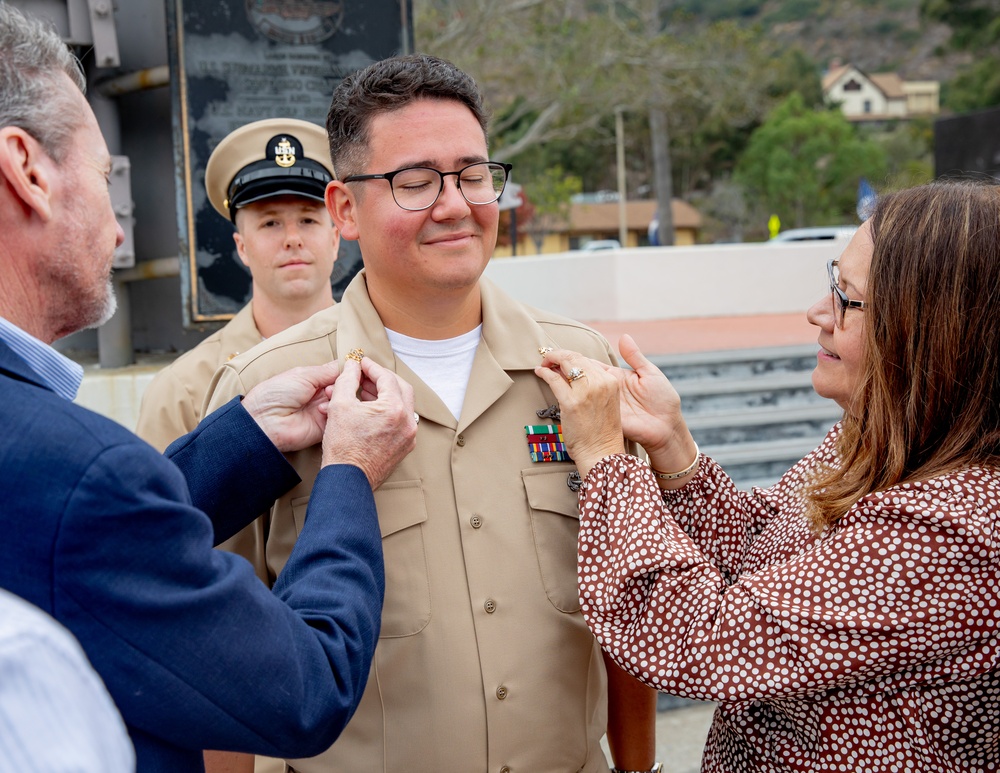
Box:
[578,453,1000,704]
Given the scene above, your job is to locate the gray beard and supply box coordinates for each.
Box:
[84,277,118,330]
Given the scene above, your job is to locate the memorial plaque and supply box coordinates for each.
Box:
[166,0,413,324]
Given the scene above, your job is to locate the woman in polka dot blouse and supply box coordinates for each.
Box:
[535,181,1000,772]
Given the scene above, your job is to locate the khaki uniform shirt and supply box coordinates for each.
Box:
[136,302,262,452]
[206,272,618,773]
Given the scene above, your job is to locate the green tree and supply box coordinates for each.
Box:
[415,1,621,161]
[522,166,583,252]
[941,59,1000,111]
[921,0,1000,110]
[863,120,934,191]
[921,0,1000,48]
[735,92,888,229]
[415,1,780,244]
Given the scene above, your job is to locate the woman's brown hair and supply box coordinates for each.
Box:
[807,180,1000,530]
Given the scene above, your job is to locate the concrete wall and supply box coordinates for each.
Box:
[76,364,161,433]
[76,238,848,431]
[484,239,844,321]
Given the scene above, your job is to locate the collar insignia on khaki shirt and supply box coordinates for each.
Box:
[536,403,561,421]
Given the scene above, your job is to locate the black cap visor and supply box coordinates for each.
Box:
[228,160,331,222]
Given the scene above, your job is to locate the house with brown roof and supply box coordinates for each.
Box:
[495,198,702,257]
[823,62,939,122]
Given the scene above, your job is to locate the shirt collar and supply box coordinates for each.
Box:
[337,271,560,373]
[478,277,569,370]
[0,316,83,400]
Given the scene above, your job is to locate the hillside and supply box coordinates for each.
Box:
[675,0,972,81]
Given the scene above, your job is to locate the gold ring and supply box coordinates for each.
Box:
[567,367,586,382]
[345,348,364,363]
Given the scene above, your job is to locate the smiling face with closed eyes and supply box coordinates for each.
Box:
[326,97,499,337]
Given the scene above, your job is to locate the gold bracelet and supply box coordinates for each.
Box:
[649,444,700,480]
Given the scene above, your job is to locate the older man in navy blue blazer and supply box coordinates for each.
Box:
[0,4,417,771]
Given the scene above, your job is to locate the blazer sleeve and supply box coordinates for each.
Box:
[164,396,299,545]
[52,438,383,761]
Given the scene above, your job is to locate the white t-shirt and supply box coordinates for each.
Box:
[386,325,482,420]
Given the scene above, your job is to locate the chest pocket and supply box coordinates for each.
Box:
[523,467,582,613]
[291,480,430,638]
[373,479,431,637]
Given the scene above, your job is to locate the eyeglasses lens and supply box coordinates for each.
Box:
[390,163,507,210]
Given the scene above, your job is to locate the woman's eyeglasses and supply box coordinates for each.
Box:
[827,259,866,328]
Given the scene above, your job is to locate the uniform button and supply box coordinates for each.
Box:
[470,514,483,529]
[457,434,466,447]
[500,767,511,773]
[484,599,497,614]
[496,685,508,700]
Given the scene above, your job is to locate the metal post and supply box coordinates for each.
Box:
[615,106,627,247]
[400,0,412,54]
[90,75,134,368]
[511,208,518,257]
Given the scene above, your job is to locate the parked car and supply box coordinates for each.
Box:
[580,239,622,251]
[767,226,857,243]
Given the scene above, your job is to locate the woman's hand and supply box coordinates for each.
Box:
[612,335,686,456]
[535,335,698,481]
[613,335,699,485]
[534,350,626,478]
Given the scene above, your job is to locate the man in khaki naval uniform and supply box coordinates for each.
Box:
[205,55,659,773]
[136,118,340,452]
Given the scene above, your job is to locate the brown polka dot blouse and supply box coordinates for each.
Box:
[578,426,1000,772]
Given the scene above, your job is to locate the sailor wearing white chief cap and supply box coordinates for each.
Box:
[205,118,334,220]
[136,118,341,462]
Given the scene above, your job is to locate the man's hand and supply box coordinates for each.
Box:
[241,362,341,453]
[322,357,417,488]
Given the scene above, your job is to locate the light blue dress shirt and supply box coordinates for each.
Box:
[0,316,82,401]
[0,588,135,771]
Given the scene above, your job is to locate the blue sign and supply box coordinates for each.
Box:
[857,178,876,222]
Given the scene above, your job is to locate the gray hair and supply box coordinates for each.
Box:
[0,2,85,161]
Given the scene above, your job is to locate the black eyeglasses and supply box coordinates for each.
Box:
[827,259,866,328]
[343,162,512,211]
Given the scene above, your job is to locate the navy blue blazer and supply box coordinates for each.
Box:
[0,340,384,771]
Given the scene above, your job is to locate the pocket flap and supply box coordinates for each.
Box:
[374,479,428,538]
[521,468,580,519]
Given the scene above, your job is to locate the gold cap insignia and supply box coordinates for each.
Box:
[274,137,296,168]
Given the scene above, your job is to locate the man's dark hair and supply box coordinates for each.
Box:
[326,54,489,179]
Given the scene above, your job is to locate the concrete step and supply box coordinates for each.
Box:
[685,402,842,430]
[672,371,825,414]
[702,435,825,465]
[701,435,828,488]
[649,344,819,382]
[686,403,841,446]
[654,347,825,415]
[645,345,833,488]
